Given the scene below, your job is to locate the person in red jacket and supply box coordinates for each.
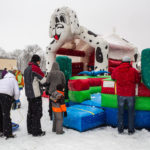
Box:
[111,56,141,134]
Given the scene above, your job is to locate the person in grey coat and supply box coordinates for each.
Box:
[46,62,66,133]
[46,62,66,95]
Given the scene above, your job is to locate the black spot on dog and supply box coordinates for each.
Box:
[77,24,79,27]
[134,53,138,62]
[107,54,108,59]
[89,40,92,42]
[96,47,103,63]
[48,48,51,50]
[50,26,51,28]
[57,9,60,12]
[55,17,59,23]
[46,52,48,54]
[83,36,85,39]
[136,64,138,68]
[75,15,77,18]
[71,22,72,24]
[48,62,49,64]
[50,40,55,45]
[88,31,97,37]
[96,42,99,44]
[105,45,108,49]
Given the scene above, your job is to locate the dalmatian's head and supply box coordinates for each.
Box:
[49,7,81,42]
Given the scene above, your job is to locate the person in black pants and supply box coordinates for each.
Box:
[24,55,46,136]
[0,94,13,138]
[27,97,42,135]
[0,72,20,139]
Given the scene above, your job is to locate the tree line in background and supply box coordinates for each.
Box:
[0,45,46,73]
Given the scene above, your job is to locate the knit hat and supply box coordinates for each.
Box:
[122,56,131,62]
[31,54,41,63]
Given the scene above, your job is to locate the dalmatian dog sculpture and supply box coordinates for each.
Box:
[46,7,109,74]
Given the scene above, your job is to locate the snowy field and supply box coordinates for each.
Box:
[0,89,150,150]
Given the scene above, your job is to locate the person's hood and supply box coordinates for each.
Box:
[28,62,39,67]
[4,72,15,79]
[51,62,60,71]
[118,62,132,72]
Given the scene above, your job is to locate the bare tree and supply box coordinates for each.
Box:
[17,45,46,74]
[0,47,8,58]
[10,49,22,59]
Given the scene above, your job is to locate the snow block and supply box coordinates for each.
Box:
[104,107,150,129]
[12,122,19,131]
[63,105,105,132]
[101,93,150,111]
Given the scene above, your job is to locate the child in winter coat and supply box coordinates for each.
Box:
[13,69,24,109]
[50,84,67,134]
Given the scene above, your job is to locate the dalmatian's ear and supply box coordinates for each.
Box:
[49,13,56,38]
[67,8,81,35]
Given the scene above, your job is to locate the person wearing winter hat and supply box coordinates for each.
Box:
[24,54,46,137]
[111,56,141,135]
[0,72,20,139]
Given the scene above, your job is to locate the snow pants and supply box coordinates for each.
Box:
[117,96,135,132]
[0,94,12,136]
[27,97,43,136]
[53,112,63,133]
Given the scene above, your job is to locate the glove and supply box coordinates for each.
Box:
[16,100,21,109]
[11,100,17,110]
[46,90,49,95]
[64,111,67,117]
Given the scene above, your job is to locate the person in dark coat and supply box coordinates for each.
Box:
[111,56,141,134]
[2,68,7,78]
[24,54,46,137]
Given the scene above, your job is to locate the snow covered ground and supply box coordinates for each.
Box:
[0,89,150,150]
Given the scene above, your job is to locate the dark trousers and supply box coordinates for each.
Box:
[117,96,135,132]
[0,94,12,136]
[27,97,43,135]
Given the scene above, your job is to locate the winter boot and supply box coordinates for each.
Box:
[0,132,3,137]
[128,130,135,135]
[5,134,16,140]
[56,131,65,135]
[33,131,46,137]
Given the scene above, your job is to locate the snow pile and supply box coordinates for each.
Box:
[0,89,150,150]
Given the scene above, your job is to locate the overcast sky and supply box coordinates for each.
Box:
[0,0,150,53]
